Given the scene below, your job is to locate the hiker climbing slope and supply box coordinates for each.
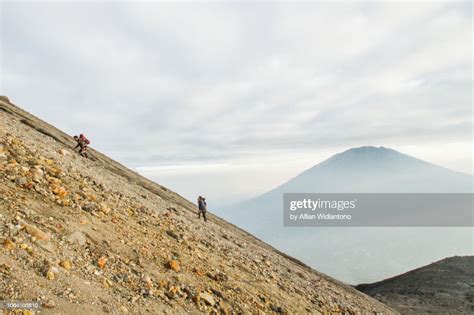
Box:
[197,196,207,222]
[74,133,90,158]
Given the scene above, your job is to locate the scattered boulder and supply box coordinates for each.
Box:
[142,275,153,289]
[211,288,225,299]
[167,260,180,272]
[199,292,216,306]
[24,223,51,241]
[219,302,230,315]
[99,202,111,214]
[3,239,16,250]
[67,231,87,246]
[82,203,98,212]
[58,148,70,156]
[43,300,56,308]
[59,260,72,270]
[46,270,55,280]
[19,208,34,217]
[52,186,68,198]
[15,177,28,187]
[166,230,180,241]
[36,239,55,253]
[98,257,107,269]
[270,304,285,314]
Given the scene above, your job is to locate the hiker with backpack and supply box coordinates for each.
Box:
[197,196,207,222]
[74,134,90,158]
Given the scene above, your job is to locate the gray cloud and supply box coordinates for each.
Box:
[1,1,472,182]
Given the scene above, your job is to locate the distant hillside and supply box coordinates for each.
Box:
[356,256,474,314]
[221,146,473,283]
[0,96,396,314]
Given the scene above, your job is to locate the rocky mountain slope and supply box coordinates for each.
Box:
[356,256,474,314]
[0,96,396,314]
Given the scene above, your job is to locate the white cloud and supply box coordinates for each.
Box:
[1,1,472,202]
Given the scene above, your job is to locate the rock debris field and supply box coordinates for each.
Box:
[0,97,397,314]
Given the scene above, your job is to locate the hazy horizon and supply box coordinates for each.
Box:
[137,144,473,207]
[218,146,473,283]
[1,1,472,206]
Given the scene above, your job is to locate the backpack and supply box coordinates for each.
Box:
[198,199,206,211]
[80,135,90,145]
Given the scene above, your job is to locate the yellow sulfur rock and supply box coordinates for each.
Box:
[100,202,111,214]
[86,193,98,201]
[168,260,180,272]
[158,279,167,288]
[168,285,179,295]
[103,278,113,288]
[3,239,16,250]
[59,260,72,270]
[46,271,55,280]
[10,138,22,145]
[45,159,54,165]
[193,292,201,304]
[53,186,68,198]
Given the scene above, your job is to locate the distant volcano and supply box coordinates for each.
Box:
[262,146,472,194]
[221,146,473,284]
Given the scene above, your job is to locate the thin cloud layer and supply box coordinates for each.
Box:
[1,2,472,178]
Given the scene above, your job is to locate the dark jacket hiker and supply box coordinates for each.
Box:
[197,196,207,222]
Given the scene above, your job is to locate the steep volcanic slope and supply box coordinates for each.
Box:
[356,256,474,314]
[0,97,396,314]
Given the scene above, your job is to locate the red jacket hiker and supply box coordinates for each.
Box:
[74,134,90,157]
[79,134,90,145]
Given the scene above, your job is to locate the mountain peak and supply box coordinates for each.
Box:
[282,144,472,193]
[345,145,391,153]
[337,146,399,158]
[321,145,414,169]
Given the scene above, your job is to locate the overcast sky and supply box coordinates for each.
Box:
[1,1,472,205]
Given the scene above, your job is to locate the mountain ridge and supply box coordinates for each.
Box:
[0,96,397,314]
[242,145,471,208]
[356,255,474,314]
[220,142,472,284]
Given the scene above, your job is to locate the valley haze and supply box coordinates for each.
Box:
[219,146,473,284]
